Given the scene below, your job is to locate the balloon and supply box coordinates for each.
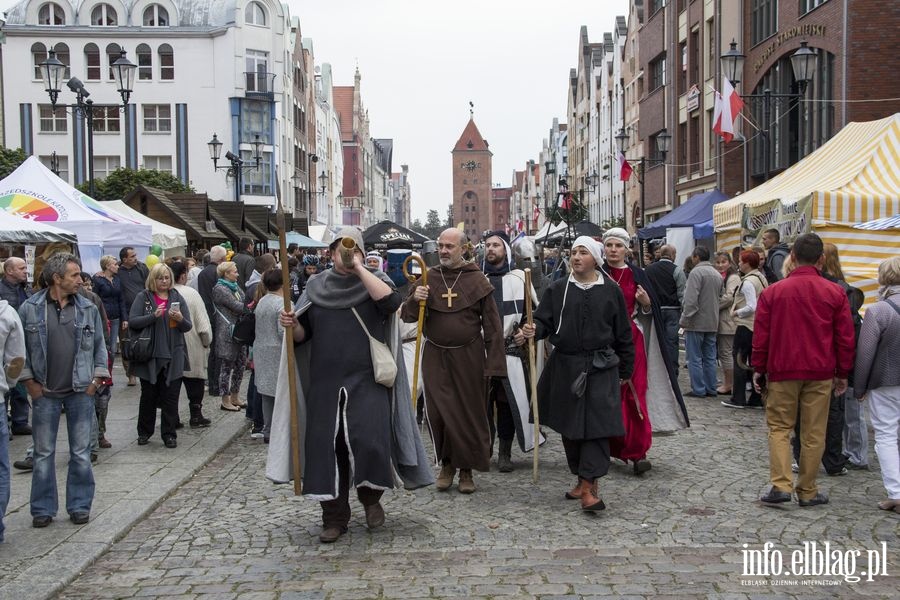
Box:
[150,244,163,256]
[145,254,160,267]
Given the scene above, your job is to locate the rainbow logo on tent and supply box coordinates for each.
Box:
[0,193,61,221]
[79,194,121,220]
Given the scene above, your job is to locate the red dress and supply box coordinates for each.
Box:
[608,266,652,461]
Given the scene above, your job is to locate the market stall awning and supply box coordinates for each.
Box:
[362,220,429,249]
[0,210,77,244]
[268,231,327,250]
[854,214,900,230]
[102,199,188,250]
[713,113,900,230]
[640,189,727,239]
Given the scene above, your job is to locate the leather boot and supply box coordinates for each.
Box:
[220,395,240,412]
[580,479,606,512]
[189,403,212,428]
[457,469,476,494]
[319,525,347,543]
[435,463,456,491]
[565,477,586,500]
[498,438,513,473]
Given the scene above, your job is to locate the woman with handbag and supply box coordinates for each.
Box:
[212,261,248,412]
[521,236,635,512]
[128,262,192,449]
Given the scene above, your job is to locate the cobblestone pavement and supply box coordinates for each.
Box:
[57,381,899,598]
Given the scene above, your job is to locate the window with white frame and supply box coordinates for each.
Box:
[241,150,272,195]
[93,156,121,180]
[142,104,171,132]
[40,154,69,181]
[143,4,169,26]
[38,2,65,25]
[245,49,269,92]
[38,104,67,132]
[32,42,47,79]
[142,155,173,173]
[158,44,174,80]
[53,43,71,80]
[800,0,828,14]
[84,43,101,80]
[92,106,121,133]
[91,3,118,26]
[245,2,267,26]
[136,44,152,80]
[105,43,121,81]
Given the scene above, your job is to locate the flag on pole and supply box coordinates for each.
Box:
[712,76,744,143]
[618,151,633,182]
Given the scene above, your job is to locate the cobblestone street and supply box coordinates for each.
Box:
[57,391,898,599]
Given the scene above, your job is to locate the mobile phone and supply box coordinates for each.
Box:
[169,301,180,312]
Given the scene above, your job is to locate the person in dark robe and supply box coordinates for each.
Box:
[601,228,690,476]
[402,228,506,494]
[522,236,634,511]
[277,228,412,544]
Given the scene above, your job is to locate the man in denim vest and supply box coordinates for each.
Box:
[18,253,109,528]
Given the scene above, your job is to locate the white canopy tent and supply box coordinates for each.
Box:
[102,200,188,257]
[0,210,78,244]
[0,157,152,273]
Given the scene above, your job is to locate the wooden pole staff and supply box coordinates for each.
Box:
[275,176,302,495]
[524,268,540,483]
[402,254,427,410]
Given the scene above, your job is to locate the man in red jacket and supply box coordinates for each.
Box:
[752,233,855,507]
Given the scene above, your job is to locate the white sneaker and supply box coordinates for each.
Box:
[250,430,264,439]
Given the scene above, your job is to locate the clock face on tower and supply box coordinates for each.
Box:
[461,160,478,171]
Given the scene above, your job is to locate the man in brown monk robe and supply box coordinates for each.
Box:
[402,228,506,493]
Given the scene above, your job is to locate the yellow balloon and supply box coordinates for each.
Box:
[145,254,160,267]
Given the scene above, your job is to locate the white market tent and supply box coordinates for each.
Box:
[102,200,188,257]
[0,157,152,273]
[713,114,900,306]
[533,220,568,243]
[0,209,78,244]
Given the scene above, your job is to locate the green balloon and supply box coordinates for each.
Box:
[150,244,163,256]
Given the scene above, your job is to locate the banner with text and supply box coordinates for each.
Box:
[741,196,813,247]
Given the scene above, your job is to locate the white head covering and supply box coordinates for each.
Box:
[572,235,604,266]
[602,227,630,246]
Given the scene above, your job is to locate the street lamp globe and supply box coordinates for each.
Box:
[720,39,746,84]
[250,134,263,162]
[39,49,66,108]
[207,134,223,162]
[614,128,628,153]
[655,129,672,157]
[789,41,817,94]
[111,50,136,105]
[318,170,328,190]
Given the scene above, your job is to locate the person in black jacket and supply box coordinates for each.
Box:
[233,237,256,290]
[118,247,149,386]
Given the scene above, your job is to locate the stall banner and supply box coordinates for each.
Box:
[24,245,36,283]
[741,196,812,247]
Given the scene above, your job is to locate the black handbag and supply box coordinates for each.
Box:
[125,295,154,363]
[231,310,256,346]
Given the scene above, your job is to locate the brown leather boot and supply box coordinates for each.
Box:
[435,463,456,491]
[581,479,606,512]
[565,477,586,499]
[498,438,513,473]
[458,469,476,494]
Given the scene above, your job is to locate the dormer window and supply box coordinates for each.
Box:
[143,4,170,27]
[38,2,65,25]
[91,3,118,27]
[245,2,267,26]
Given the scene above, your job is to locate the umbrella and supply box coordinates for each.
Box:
[362,220,429,249]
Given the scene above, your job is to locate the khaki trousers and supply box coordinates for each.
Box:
[765,379,832,500]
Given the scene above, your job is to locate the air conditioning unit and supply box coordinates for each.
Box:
[205,220,216,232]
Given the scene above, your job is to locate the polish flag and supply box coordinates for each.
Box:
[516,218,525,232]
[618,152,633,182]
[713,77,744,143]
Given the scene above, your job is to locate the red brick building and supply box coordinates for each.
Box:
[451,118,493,240]
[491,186,513,234]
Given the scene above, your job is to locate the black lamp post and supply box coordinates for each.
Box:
[49,151,60,177]
[208,133,263,203]
[307,154,319,226]
[615,128,671,233]
[721,39,816,181]
[318,170,328,221]
[40,48,135,197]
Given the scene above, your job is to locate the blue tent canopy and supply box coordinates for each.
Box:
[638,189,728,240]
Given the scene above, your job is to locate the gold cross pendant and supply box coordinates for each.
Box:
[442,287,458,308]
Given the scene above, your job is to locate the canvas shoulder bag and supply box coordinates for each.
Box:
[350,307,397,388]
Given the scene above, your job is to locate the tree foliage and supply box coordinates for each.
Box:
[0,147,28,180]
[77,167,194,200]
[601,216,626,230]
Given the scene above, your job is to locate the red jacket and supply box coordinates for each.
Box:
[752,266,855,381]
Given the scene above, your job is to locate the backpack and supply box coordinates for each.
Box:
[231,309,256,346]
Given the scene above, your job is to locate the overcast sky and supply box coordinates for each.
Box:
[1,0,630,222]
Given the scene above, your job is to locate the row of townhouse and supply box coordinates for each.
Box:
[0,0,412,232]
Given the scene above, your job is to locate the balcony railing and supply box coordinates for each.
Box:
[245,71,276,99]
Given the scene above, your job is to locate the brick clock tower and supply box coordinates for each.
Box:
[452,116,493,241]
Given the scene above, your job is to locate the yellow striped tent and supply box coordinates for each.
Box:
[713,114,900,308]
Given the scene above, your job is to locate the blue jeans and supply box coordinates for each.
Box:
[658,308,681,375]
[31,393,96,518]
[6,383,29,430]
[0,404,9,542]
[685,331,717,396]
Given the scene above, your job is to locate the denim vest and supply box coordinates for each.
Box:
[18,289,109,392]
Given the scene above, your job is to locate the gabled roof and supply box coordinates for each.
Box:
[243,205,276,241]
[123,186,223,242]
[208,201,253,242]
[333,87,355,141]
[453,118,490,153]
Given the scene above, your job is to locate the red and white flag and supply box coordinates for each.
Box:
[618,151,633,182]
[712,76,744,143]
[516,218,525,232]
